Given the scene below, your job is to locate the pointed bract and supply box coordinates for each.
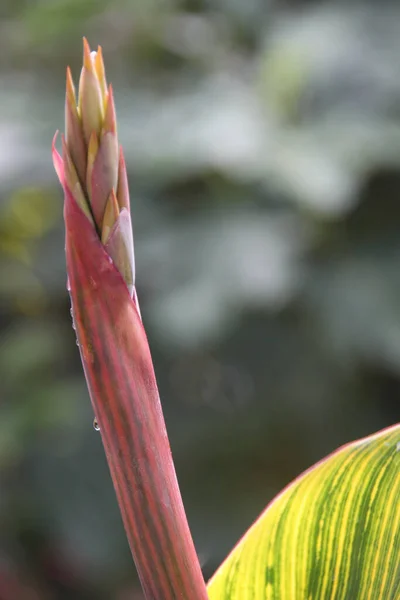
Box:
[66,66,77,109]
[86,131,99,212]
[61,135,94,224]
[78,40,104,144]
[102,189,120,244]
[103,85,117,135]
[117,147,130,212]
[52,132,64,184]
[89,131,119,228]
[95,46,108,101]
[104,208,135,295]
[66,68,87,187]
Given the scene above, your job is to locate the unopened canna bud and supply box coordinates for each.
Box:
[78,39,105,145]
[53,38,136,302]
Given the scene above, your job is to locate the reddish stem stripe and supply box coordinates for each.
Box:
[86,297,177,596]
[68,235,209,600]
[71,262,162,597]
[71,249,172,595]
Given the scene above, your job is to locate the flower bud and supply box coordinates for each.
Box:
[78,39,105,144]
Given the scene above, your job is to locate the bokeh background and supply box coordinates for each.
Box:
[1,0,400,597]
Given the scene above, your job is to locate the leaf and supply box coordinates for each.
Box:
[207,424,400,600]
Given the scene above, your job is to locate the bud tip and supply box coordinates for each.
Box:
[83,37,93,72]
[103,84,117,134]
[66,66,76,108]
[94,46,107,98]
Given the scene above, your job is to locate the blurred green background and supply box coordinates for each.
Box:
[1,0,400,597]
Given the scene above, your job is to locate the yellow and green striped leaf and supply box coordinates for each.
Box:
[207,424,400,600]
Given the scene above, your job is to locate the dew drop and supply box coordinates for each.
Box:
[76,339,80,346]
[69,307,77,330]
[93,418,100,431]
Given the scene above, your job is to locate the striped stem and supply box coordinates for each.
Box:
[66,192,209,599]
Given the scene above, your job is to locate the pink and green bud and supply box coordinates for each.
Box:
[53,38,135,298]
[78,38,105,144]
